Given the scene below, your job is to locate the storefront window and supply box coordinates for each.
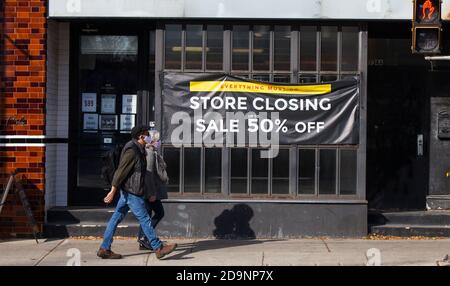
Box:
[157,23,362,200]
[184,147,201,192]
[165,24,182,70]
[273,74,291,83]
[274,26,291,71]
[206,25,223,71]
[251,149,269,194]
[321,26,338,71]
[298,149,316,195]
[205,148,222,193]
[272,149,290,195]
[342,26,359,71]
[299,74,318,83]
[253,25,270,71]
[319,149,337,195]
[185,25,203,70]
[341,73,358,81]
[340,149,357,195]
[300,26,317,71]
[163,147,181,193]
[232,25,250,71]
[321,74,338,82]
[252,74,270,82]
[230,148,248,194]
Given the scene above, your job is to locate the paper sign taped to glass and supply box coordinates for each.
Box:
[122,94,137,114]
[83,113,98,130]
[120,114,135,131]
[100,114,118,130]
[161,73,360,146]
[101,94,116,113]
[81,93,97,112]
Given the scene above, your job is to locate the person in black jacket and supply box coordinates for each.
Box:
[97,125,177,259]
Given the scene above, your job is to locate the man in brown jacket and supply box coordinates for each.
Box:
[137,130,169,250]
[97,125,177,259]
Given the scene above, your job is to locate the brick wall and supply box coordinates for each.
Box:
[0,0,47,238]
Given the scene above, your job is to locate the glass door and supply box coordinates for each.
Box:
[70,30,143,205]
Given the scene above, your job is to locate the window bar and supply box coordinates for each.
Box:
[155,28,164,132]
[336,148,340,196]
[200,147,205,195]
[289,146,298,196]
[247,147,252,196]
[315,148,319,196]
[268,151,273,196]
[337,26,342,80]
[180,145,184,195]
[291,27,299,83]
[227,149,232,196]
[202,25,207,72]
[222,147,229,196]
[249,26,254,78]
[161,28,166,70]
[269,26,274,82]
[223,26,232,72]
[223,27,231,196]
[316,26,321,82]
[181,25,186,72]
[229,27,234,71]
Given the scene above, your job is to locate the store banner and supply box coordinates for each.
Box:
[161,73,359,146]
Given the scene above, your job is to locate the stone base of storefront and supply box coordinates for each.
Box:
[44,201,368,238]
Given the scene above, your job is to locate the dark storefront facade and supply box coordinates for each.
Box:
[0,0,449,238]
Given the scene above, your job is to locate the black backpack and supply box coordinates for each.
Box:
[101,144,124,188]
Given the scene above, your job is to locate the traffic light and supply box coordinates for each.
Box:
[412,0,442,54]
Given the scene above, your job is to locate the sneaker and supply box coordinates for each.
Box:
[155,243,177,259]
[138,238,153,251]
[97,248,123,259]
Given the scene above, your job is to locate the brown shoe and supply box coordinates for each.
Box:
[155,243,177,259]
[97,248,123,259]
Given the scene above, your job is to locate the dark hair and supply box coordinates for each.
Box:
[131,125,150,140]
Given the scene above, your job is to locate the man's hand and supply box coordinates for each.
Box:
[104,187,117,204]
[148,196,156,202]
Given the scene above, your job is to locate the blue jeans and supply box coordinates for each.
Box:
[137,200,165,242]
[100,190,162,251]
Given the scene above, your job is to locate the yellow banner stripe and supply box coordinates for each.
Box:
[190,81,331,95]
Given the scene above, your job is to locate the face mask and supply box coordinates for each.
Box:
[153,140,161,149]
[143,135,152,144]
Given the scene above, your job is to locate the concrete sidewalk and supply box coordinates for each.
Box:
[1,237,450,266]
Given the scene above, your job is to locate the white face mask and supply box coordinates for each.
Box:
[143,135,152,144]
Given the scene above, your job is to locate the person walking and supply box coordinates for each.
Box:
[137,130,169,250]
[97,125,176,259]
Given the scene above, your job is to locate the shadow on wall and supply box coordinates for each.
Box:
[213,204,256,239]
